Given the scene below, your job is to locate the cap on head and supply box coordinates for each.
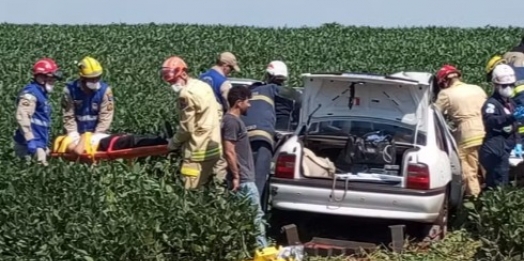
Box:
[78,56,103,78]
[217,52,240,72]
[161,56,188,83]
[33,58,62,79]
[266,60,288,78]
[492,64,516,85]
[436,64,461,85]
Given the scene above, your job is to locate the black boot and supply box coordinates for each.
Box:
[162,121,174,139]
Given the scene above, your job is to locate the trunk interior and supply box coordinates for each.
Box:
[301,135,416,178]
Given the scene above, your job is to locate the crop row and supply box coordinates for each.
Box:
[0,24,521,143]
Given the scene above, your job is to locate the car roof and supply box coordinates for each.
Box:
[228,77,259,84]
[301,71,433,86]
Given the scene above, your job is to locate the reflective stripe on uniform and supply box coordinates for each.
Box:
[190,147,221,161]
[515,84,524,94]
[180,166,200,176]
[251,94,274,107]
[519,126,524,134]
[31,118,49,127]
[460,135,484,148]
[76,115,98,122]
[248,129,274,146]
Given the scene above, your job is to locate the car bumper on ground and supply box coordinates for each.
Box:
[269,178,446,223]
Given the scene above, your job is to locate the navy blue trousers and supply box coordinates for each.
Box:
[251,140,273,196]
[479,146,510,189]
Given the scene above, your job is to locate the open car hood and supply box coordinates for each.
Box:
[300,72,434,131]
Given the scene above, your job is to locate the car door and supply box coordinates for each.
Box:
[433,107,464,209]
[433,108,461,173]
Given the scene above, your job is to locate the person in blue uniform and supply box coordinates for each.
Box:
[13,58,63,166]
[199,51,240,116]
[480,64,524,189]
[509,63,524,136]
[485,54,524,134]
[241,60,293,197]
[199,52,241,182]
[61,56,115,145]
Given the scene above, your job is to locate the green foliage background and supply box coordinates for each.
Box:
[0,24,521,141]
[0,23,522,260]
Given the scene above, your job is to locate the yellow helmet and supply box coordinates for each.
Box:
[485,55,506,73]
[77,56,103,78]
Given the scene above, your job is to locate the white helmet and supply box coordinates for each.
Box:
[492,64,516,84]
[266,60,288,78]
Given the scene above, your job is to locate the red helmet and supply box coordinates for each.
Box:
[436,64,461,85]
[161,56,188,83]
[32,58,62,79]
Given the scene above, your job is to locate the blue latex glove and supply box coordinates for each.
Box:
[515,144,523,158]
[513,106,524,120]
[26,140,37,155]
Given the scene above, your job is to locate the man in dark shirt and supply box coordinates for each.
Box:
[222,86,268,249]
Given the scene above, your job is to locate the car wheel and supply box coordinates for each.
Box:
[421,191,449,242]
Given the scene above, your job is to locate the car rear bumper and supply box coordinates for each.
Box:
[269,178,446,223]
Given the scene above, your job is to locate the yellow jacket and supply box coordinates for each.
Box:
[172,78,222,162]
[434,81,487,148]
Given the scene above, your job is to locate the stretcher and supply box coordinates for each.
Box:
[50,135,169,163]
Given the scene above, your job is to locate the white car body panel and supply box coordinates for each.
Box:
[228,77,259,87]
[270,72,462,224]
[271,183,445,222]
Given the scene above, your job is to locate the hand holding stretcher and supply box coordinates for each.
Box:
[50,131,170,163]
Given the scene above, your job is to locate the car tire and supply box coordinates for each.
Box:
[421,191,449,242]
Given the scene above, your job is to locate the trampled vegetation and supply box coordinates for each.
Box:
[0,23,523,260]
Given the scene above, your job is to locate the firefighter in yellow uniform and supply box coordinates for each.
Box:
[434,64,487,197]
[161,56,222,189]
[61,56,114,144]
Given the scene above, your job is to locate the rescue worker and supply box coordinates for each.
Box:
[241,60,294,196]
[508,56,524,134]
[161,56,222,190]
[485,55,507,83]
[485,55,524,134]
[199,51,241,182]
[62,56,114,144]
[13,58,63,165]
[199,51,240,115]
[480,64,524,189]
[434,64,487,197]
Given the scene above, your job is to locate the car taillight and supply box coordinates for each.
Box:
[406,163,430,190]
[275,154,296,179]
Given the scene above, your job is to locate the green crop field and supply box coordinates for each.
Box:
[0,23,523,260]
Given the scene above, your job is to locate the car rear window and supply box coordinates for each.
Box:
[306,119,427,145]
